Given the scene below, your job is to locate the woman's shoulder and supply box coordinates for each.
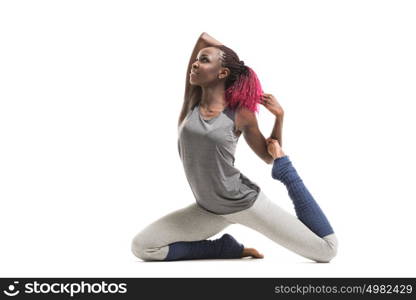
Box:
[234,106,258,132]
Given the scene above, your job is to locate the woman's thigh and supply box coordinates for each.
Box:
[222,191,338,262]
[131,202,232,260]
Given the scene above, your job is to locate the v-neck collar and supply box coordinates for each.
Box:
[197,103,229,123]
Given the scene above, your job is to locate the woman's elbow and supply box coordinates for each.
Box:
[264,155,275,165]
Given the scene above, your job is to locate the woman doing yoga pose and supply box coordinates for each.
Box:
[131,32,338,263]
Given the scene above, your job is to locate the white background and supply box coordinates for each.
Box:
[1,0,415,277]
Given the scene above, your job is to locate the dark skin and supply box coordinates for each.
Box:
[181,33,286,259]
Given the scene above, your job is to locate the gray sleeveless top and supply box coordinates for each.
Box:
[178,103,260,215]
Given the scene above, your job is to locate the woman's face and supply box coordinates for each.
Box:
[189,47,229,87]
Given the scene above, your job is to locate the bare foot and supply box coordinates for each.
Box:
[266,138,285,160]
[241,247,264,259]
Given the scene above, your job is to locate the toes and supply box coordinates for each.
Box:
[242,248,264,259]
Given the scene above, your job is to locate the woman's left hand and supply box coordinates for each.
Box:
[261,93,284,117]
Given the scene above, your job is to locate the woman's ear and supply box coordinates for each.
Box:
[218,67,230,79]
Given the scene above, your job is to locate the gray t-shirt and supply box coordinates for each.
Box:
[178,103,260,215]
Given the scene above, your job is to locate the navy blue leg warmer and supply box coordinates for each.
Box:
[272,155,334,237]
[164,233,244,261]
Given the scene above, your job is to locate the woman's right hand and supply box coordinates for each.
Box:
[266,138,286,160]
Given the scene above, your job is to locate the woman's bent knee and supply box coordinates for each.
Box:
[314,246,337,263]
[131,234,168,261]
[314,234,338,263]
[131,236,147,260]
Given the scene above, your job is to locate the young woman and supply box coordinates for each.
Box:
[131,32,338,263]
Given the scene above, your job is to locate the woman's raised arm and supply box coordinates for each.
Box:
[178,32,223,127]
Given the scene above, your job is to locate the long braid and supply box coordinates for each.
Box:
[213,45,264,113]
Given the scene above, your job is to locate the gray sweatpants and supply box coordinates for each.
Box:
[131,190,338,263]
